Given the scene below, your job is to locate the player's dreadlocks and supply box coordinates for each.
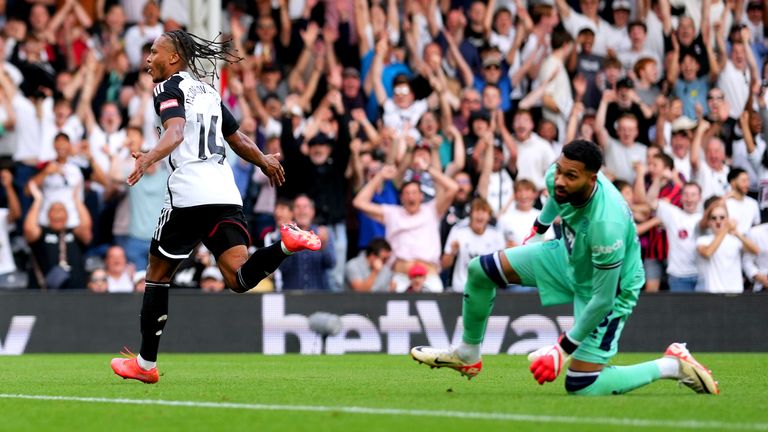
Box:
[163,30,243,81]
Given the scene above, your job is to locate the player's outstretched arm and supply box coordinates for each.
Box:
[127,117,185,186]
[224,130,285,187]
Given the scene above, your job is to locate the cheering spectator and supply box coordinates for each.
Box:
[647,180,704,292]
[353,164,458,292]
[24,181,92,289]
[743,223,768,292]
[498,179,551,248]
[535,29,574,144]
[123,0,163,69]
[595,93,646,183]
[634,150,684,292]
[693,128,731,201]
[555,0,628,57]
[667,30,721,121]
[732,108,766,196]
[717,26,760,119]
[441,197,504,292]
[440,171,474,247]
[725,168,760,234]
[660,115,696,181]
[566,27,603,110]
[512,109,556,191]
[29,133,102,229]
[0,170,21,280]
[696,197,759,293]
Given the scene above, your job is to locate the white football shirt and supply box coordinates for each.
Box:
[154,71,242,208]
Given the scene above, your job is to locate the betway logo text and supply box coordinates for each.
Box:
[262,294,573,355]
[0,316,36,355]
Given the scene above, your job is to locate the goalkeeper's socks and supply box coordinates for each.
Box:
[455,342,481,364]
[139,281,170,363]
[137,354,156,371]
[567,362,662,395]
[654,357,680,378]
[236,242,288,292]
[461,255,504,345]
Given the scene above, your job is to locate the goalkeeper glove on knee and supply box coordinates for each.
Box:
[528,333,579,385]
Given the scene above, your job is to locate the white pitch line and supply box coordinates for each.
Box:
[0,393,766,431]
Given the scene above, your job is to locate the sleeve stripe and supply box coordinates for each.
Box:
[593,261,623,270]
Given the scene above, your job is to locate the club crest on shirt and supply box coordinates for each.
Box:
[159,99,179,111]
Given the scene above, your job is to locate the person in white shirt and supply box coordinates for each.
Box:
[41,97,85,163]
[696,197,759,293]
[498,179,554,247]
[693,132,731,201]
[725,168,760,234]
[441,197,505,292]
[123,0,164,69]
[554,0,629,57]
[537,29,574,146]
[512,109,556,191]
[716,27,760,120]
[0,170,21,279]
[104,245,135,293]
[595,101,647,184]
[647,178,703,292]
[618,21,660,74]
[743,223,768,292]
[371,38,438,140]
[661,115,696,181]
[28,133,96,229]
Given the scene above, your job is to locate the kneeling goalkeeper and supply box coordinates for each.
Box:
[411,140,719,396]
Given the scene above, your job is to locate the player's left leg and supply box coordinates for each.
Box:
[203,209,320,292]
[564,305,664,395]
[566,347,718,396]
[565,301,718,396]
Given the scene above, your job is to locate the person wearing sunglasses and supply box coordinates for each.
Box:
[695,196,759,293]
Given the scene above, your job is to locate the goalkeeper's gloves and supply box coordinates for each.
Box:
[522,227,543,245]
[522,219,550,245]
[527,333,579,385]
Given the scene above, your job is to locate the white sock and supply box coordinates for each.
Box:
[655,357,680,379]
[280,241,294,255]
[455,342,481,363]
[137,354,157,371]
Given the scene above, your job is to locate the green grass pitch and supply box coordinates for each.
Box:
[1,353,766,432]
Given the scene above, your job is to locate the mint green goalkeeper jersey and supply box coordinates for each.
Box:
[541,165,644,321]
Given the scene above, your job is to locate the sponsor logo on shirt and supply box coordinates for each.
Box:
[678,229,689,240]
[592,239,624,255]
[159,99,179,111]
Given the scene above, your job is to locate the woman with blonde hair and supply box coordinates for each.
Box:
[695,197,759,293]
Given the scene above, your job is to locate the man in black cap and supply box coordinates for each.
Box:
[604,77,653,145]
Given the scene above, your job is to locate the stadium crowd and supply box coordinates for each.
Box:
[0,0,766,294]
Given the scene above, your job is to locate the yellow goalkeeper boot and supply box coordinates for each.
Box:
[410,346,482,380]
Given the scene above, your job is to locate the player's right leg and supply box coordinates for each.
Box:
[111,254,180,384]
[111,207,193,384]
[411,241,569,379]
[410,255,502,379]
